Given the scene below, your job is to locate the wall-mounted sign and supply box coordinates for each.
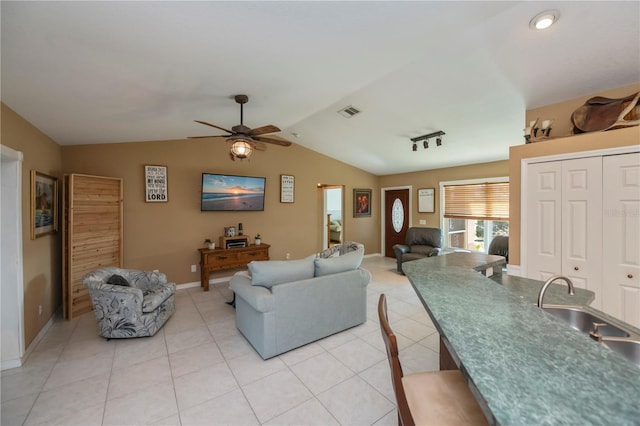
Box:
[418,188,435,213]
[145,165,168,202]
[280,174,294,203]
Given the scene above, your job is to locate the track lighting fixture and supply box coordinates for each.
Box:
[409,130,445,151]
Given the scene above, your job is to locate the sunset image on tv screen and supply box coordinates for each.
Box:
[201,174,265,211]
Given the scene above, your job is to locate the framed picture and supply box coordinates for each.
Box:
[280,174,294,203]
[30,170,58,239]
[353,188,372,217]
[145,165,168,202]
[418,188,435,213]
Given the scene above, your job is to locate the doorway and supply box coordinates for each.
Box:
[1,145,25,370]
[321,185,344,249]
[382,187,411,258]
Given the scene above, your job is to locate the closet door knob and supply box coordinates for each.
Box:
[574,267,579,271]
[628,274,634,279]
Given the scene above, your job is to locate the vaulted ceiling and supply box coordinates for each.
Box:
[2,1,638,175]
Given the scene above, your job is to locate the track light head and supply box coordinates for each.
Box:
[436,137,442,146]
[423,140,428,149]
[412,142,417,152]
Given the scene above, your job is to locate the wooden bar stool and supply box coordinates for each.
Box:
[378,294,488,426]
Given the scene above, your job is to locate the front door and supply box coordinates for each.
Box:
[384,189,409,257]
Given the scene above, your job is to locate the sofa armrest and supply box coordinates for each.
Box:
[229,274,275,313]
[392,244,410,256]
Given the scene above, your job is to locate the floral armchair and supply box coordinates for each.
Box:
[83,267,176,339]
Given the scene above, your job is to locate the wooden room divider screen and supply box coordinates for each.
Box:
[62,174,123,319]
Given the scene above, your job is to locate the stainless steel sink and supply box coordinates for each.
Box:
[542,306,630,338]
[602,340,640,366]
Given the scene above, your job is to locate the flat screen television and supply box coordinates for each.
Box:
[201,173,266,211]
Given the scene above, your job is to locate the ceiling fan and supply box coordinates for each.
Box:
[190,94,292,160]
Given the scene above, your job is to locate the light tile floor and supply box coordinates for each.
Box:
[1,256,440,426]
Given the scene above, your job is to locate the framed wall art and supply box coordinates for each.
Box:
[280,174,294,203]
[353,188,372,217]
[31,170,58,239]
[418,188,435,213]
[145,165,168,202]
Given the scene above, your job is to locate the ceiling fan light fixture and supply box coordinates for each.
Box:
[229,137,253,159]
[529,10,559,30]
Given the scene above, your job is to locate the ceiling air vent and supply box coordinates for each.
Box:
[337,105,361,119]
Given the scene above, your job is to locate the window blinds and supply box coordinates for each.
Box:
[443,182,509,221]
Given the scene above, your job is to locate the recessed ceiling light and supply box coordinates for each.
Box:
[529,10,559,30]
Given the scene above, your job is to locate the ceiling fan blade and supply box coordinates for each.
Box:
[250,125,281,136]
[194,120,233,134]
[253,142,267,151]
[188,135,232,139]
[253,135,293,147]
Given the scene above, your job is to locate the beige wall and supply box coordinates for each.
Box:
[62,137,380,284]
[379,160,510,228]
[510,82,640,266]
[1,103,63,347]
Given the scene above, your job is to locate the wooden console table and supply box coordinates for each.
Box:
[198,244,270,291]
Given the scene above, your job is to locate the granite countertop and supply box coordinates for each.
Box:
[403,252,640,425]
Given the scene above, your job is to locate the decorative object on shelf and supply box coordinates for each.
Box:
[410,130,445,151]
[571,91,640,134]
[238,223,243,235]
[418,188,435,213]
[144,165,168,202]
[31,170,58,239]
[254,233,262,245]
[280,174,294,203]
[353,188,372,218]
[204,238,215,249]
[523,118,553,143]
[225,226,236,237]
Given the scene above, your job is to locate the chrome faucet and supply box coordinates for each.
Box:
[537,275,575,308]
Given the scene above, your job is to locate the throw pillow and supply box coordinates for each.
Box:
[249,255,315,288]
[314,248,364,277]
[107,274,130,287]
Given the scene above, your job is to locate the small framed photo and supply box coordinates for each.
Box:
[31,170,58,239]
[418,188,435,213]
[145,165,168,202]
[280,174,294,203]
[353,188,372,218]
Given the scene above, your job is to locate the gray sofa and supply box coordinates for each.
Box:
[230,243,371,359]
[83,267,176,339]
[392,227,442,273]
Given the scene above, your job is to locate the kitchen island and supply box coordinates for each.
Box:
[403,252,640,425]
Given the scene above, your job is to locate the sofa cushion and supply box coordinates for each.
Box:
[314,248,364,277]
[107,274,130,287]
[249,255,315,288]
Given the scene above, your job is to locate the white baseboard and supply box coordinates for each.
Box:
[507,264,522,277]
[176,275,236,291]
[7,307,60,371]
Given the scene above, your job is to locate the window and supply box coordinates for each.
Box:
[441,179,509,253]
